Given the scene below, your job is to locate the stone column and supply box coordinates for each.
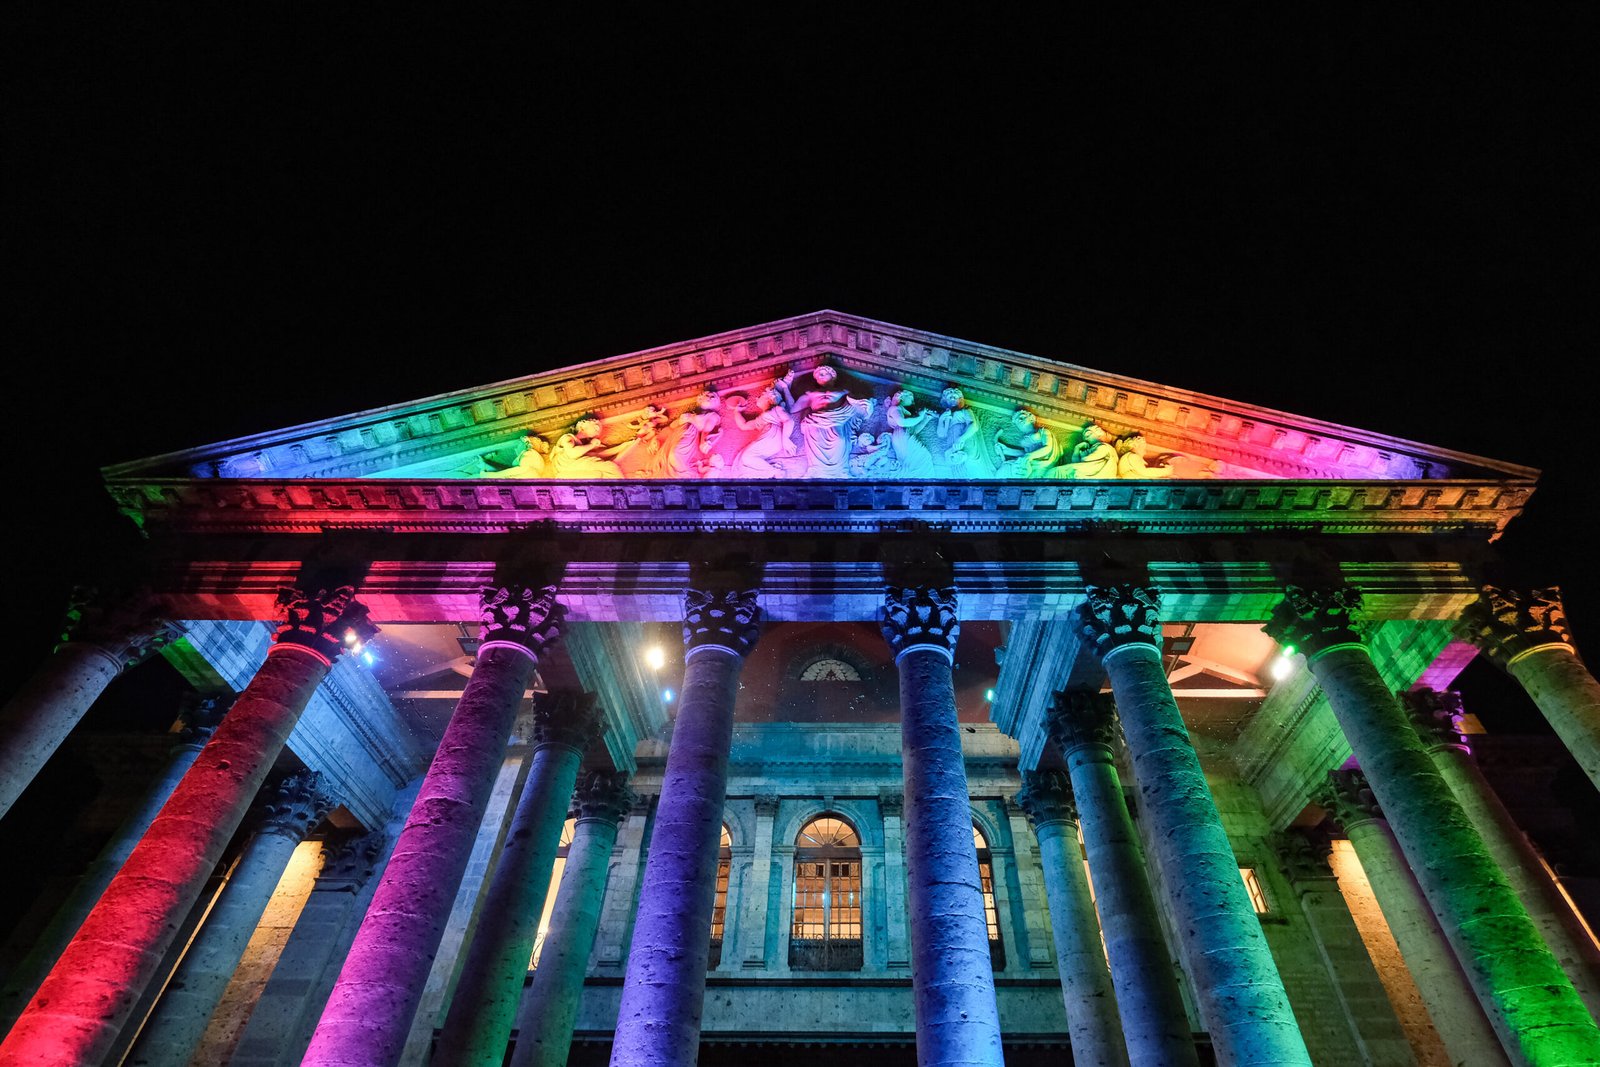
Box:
[127,771,338,1067]
[229,830,388,1067]
[1269,587,1600,1065]
[738,793,779,968]
[1047,688,1195,1067]
[0,588,179,818]
[1402,688,1600,1019]
[0,586,372,1067]
[434,690,602,1066]
[1014,769,1129,1067]
[511,770,635,1067]
[1321,769,1509,1067]
[304,583,565,1067]
[0,696,229,1034]
[880,584,1004,1067]
[880,789,911,970]
[610,587,761,1067]
[1084,584,1311,1067]
[1460,586,1600,793]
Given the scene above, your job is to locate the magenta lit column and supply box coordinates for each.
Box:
[881,585,1004,1067]
[1084,584,1311,1067]
[304,583,565,1067]
[433,690,602,1066]
[0,588,178,819]
[610,587,761,1067]
[1268,586,1600,1064]
[0,586,373,1067]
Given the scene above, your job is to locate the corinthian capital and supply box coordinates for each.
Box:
[1046,688,1120,755]
[1458,586,1574,668]
[1263,586,1368,658]
[1014,769,1079,828]
[58,586,181,670]
[571,770,635,825]
[319,830,386,889]
[272,586,378,664]
[1078,584,1162,658]
[1318,768,1383,831]
[683,588,762,657]
[1399,688,1470,751]
[880,586,960,660]
[479,584,566,660]
[531,689,603,752]
[255,771,338,841]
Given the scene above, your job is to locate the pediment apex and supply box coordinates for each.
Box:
[105,310,1537,486]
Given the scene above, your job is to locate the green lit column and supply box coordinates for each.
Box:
[1401,688,1600,1020]
[1460,586,1600,794]
[1082,585,1311,1067]
[1268,586,1600,1065]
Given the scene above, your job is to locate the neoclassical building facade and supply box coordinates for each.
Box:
[2,311,1598,1066]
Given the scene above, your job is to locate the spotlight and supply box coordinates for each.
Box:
[646,645,666,670]
[662,688,675,704]
[1269,656,1294,681]
[984,688,996,703]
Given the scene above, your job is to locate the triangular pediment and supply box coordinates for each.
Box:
[107,311,1534,486]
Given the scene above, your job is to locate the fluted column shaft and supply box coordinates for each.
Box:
[128,771,337,1067]
[1404,689,1600,1020]
[1271,586,1600,1065]
[0,592,177,819]
[610,588,761,1067]
[434,691,600,1066]
[1016,770,1129,1067]
[1049,691,1196,1067]
[1324,770,1508,1067]
[1085,585,1311,1067]
[0,586,371,1067]
[882,585,1004,1067]
[1462,587,1600,793]
[512,771,634,1067]
[305,583,564,1067]
[0,701,224,1034]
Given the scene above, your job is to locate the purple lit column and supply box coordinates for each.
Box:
[0,589,178,819]
[881,585,1004,1067]
[512,770,635,1067]
[0,696,229,1034]
[1401,688,1600,1020]
[1461,586,1600,793]
[1014,769,1129,1067]
[1268,586,1600,1064]
[1046,688,1196,1067]
[610,587,760,1067]
[304,583,565,1067]
[127,771,337,1067]
[434,690,602,1066]
[0,587,373,1067]
[1084,584,1311,1067]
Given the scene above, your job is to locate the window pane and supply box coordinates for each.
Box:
[1240,867,1270,914]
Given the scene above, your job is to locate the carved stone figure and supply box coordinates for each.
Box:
[848,432,896,478]
[884,389,936,477]
[727,386,799,478]
[609,404,672,475]
[1049,423,1119,479]
[483,431,550,478]
[548,414,623,479]
[993,408,1059,478]
[931,386,986,477]
[662,390,724,478]
[781,364,874,479]
[1115,432,1174,478]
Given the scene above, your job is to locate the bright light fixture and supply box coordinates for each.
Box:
[662,688,675,704]
[645,645,666,670]
[984,688,996,702]
[1269,653,1295,681]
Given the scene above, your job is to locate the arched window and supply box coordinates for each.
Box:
[708,824,732,968]
[529,817,576,969]
[974,823,1005,970]
[790,815,863,971]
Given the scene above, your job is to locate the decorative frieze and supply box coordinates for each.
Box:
[1458,585,1573,667]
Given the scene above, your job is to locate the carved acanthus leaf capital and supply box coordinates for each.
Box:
[1046,688,1119,754]
[880,586,960,659]
[479,584,566,659]
[272,586,377,663]
[1458,586,1574,668]
[1078,584,1162,658]
[683,588,762,657]
[176,693,233,747]
[531,689,602,752]
[1264,586,1369,657]
[1399,688,1469,750]
[319,830,385,888]
[1014,769,1079,828]
[1318,768,1383,830]
[58,586,181,669]
[255,771,338,841]
[1273,827,1335,883]
[753,793,781,817]
[571,770,635,825]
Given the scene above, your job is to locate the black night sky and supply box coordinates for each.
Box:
[6,9,1596,729]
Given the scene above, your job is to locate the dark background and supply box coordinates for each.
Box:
[4,13,1594,770]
